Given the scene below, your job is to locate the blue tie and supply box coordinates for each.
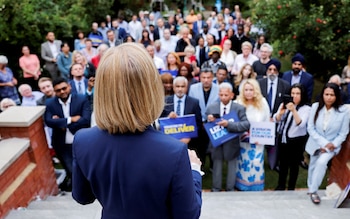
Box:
[176,100,182,116]
[268,82,273,111]
[78,82,82,94]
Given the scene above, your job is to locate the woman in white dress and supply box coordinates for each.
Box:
[235,79,270,191]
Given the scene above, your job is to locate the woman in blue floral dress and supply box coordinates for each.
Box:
[235,79,270,191]
[0,55,20,105]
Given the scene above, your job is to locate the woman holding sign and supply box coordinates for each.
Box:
[274,83,311,191]
[306,83,349,204]
[235,79,270,191]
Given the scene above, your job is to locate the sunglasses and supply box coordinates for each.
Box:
[54,86,68,92]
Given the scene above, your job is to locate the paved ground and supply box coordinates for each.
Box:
[6,189,350,219]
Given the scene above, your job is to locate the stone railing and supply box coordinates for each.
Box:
[0,106,58,218]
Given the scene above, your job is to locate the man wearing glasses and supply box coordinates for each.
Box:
[44,77,91,191]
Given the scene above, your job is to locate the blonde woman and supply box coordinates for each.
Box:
[235,79,270,191]
[72,43,202,218]
[234,63,257,93]
[166,52,181,71]
[71,50,96,78]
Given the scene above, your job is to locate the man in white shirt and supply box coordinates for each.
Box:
[160,29,177,53]
[231,41,258,76]
[45,77,91,191]
[128,15,142,42]
[146,45,165,70]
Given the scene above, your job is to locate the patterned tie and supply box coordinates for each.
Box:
[176,99,182,116]
[267,82,273,111]
[223,107,227,115]
[78,82,82,94]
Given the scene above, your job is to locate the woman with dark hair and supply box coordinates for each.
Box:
[160,73,174,97]
[139,29,153,48]
[124,35,135,43]
[274,83,311,191]
[177,62,198,86]
[74,30,86,51]
[306,83,349,204]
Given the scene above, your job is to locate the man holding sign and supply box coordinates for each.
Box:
[160,76,202,147]
[206,82,250,192]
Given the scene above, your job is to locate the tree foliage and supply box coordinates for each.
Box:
[0,0,113,52]
[251,0,350,78]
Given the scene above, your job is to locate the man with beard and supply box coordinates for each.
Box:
[282,53,314,103]
[189,67,219,166]
[41,32,62,80]
[258,59,290,171]
[45,77,91,191]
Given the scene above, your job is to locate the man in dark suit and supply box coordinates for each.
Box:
[45,77,91,190]
[206,82,250,191]
[258,58,290,170]
[69,63,94,110]
[41,32,62,80]
[111,19,127,41]
[161,76,202,150]
[282,53,314,103]
[259,59,291,118]
[105,29,123,47]
[192,13,204,38]
[153,18,170,41]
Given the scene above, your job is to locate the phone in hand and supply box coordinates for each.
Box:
[212,114,221,119]
[283,94,293,108]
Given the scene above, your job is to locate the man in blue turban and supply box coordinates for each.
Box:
[282,53,314,103]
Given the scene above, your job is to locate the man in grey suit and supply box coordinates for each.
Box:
[188,67,219,165]
[206,82,250,191]
[41,32,62,80]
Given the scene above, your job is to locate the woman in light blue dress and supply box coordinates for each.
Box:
[235,79,270,191]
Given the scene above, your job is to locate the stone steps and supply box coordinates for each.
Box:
[6,190,350,219]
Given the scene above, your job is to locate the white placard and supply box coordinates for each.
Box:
[249,122,276,145]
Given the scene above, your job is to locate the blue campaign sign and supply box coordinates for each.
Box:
[159,114,198,139]
[160,70,178,77]
[204,111,241,147]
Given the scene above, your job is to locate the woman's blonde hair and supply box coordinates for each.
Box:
[94,43,164,134]
[234,63,257,87]
[71,50,87,66]
[236,79,264,110]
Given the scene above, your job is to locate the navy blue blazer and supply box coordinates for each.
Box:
[69,79,94,109]
[44,94,91,147]
[161,95,202,128]
[72,126,202,219]
[282,70,314,102]
[258,78,291,116]
[192,20,204,38]
[113,27,127,40]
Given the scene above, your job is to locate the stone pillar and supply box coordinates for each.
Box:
[0,106,58,218]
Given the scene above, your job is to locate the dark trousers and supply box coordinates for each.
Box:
[197,127,210,167]
[278,136,307,190]
[53,143,73,178]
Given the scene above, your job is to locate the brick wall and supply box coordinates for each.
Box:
[329,134,350,189]
[0,116,58,218]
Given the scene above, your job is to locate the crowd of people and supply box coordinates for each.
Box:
[1,5,350,209]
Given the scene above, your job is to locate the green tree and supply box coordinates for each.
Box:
[0,0,113,52]
[251,0,350,79]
